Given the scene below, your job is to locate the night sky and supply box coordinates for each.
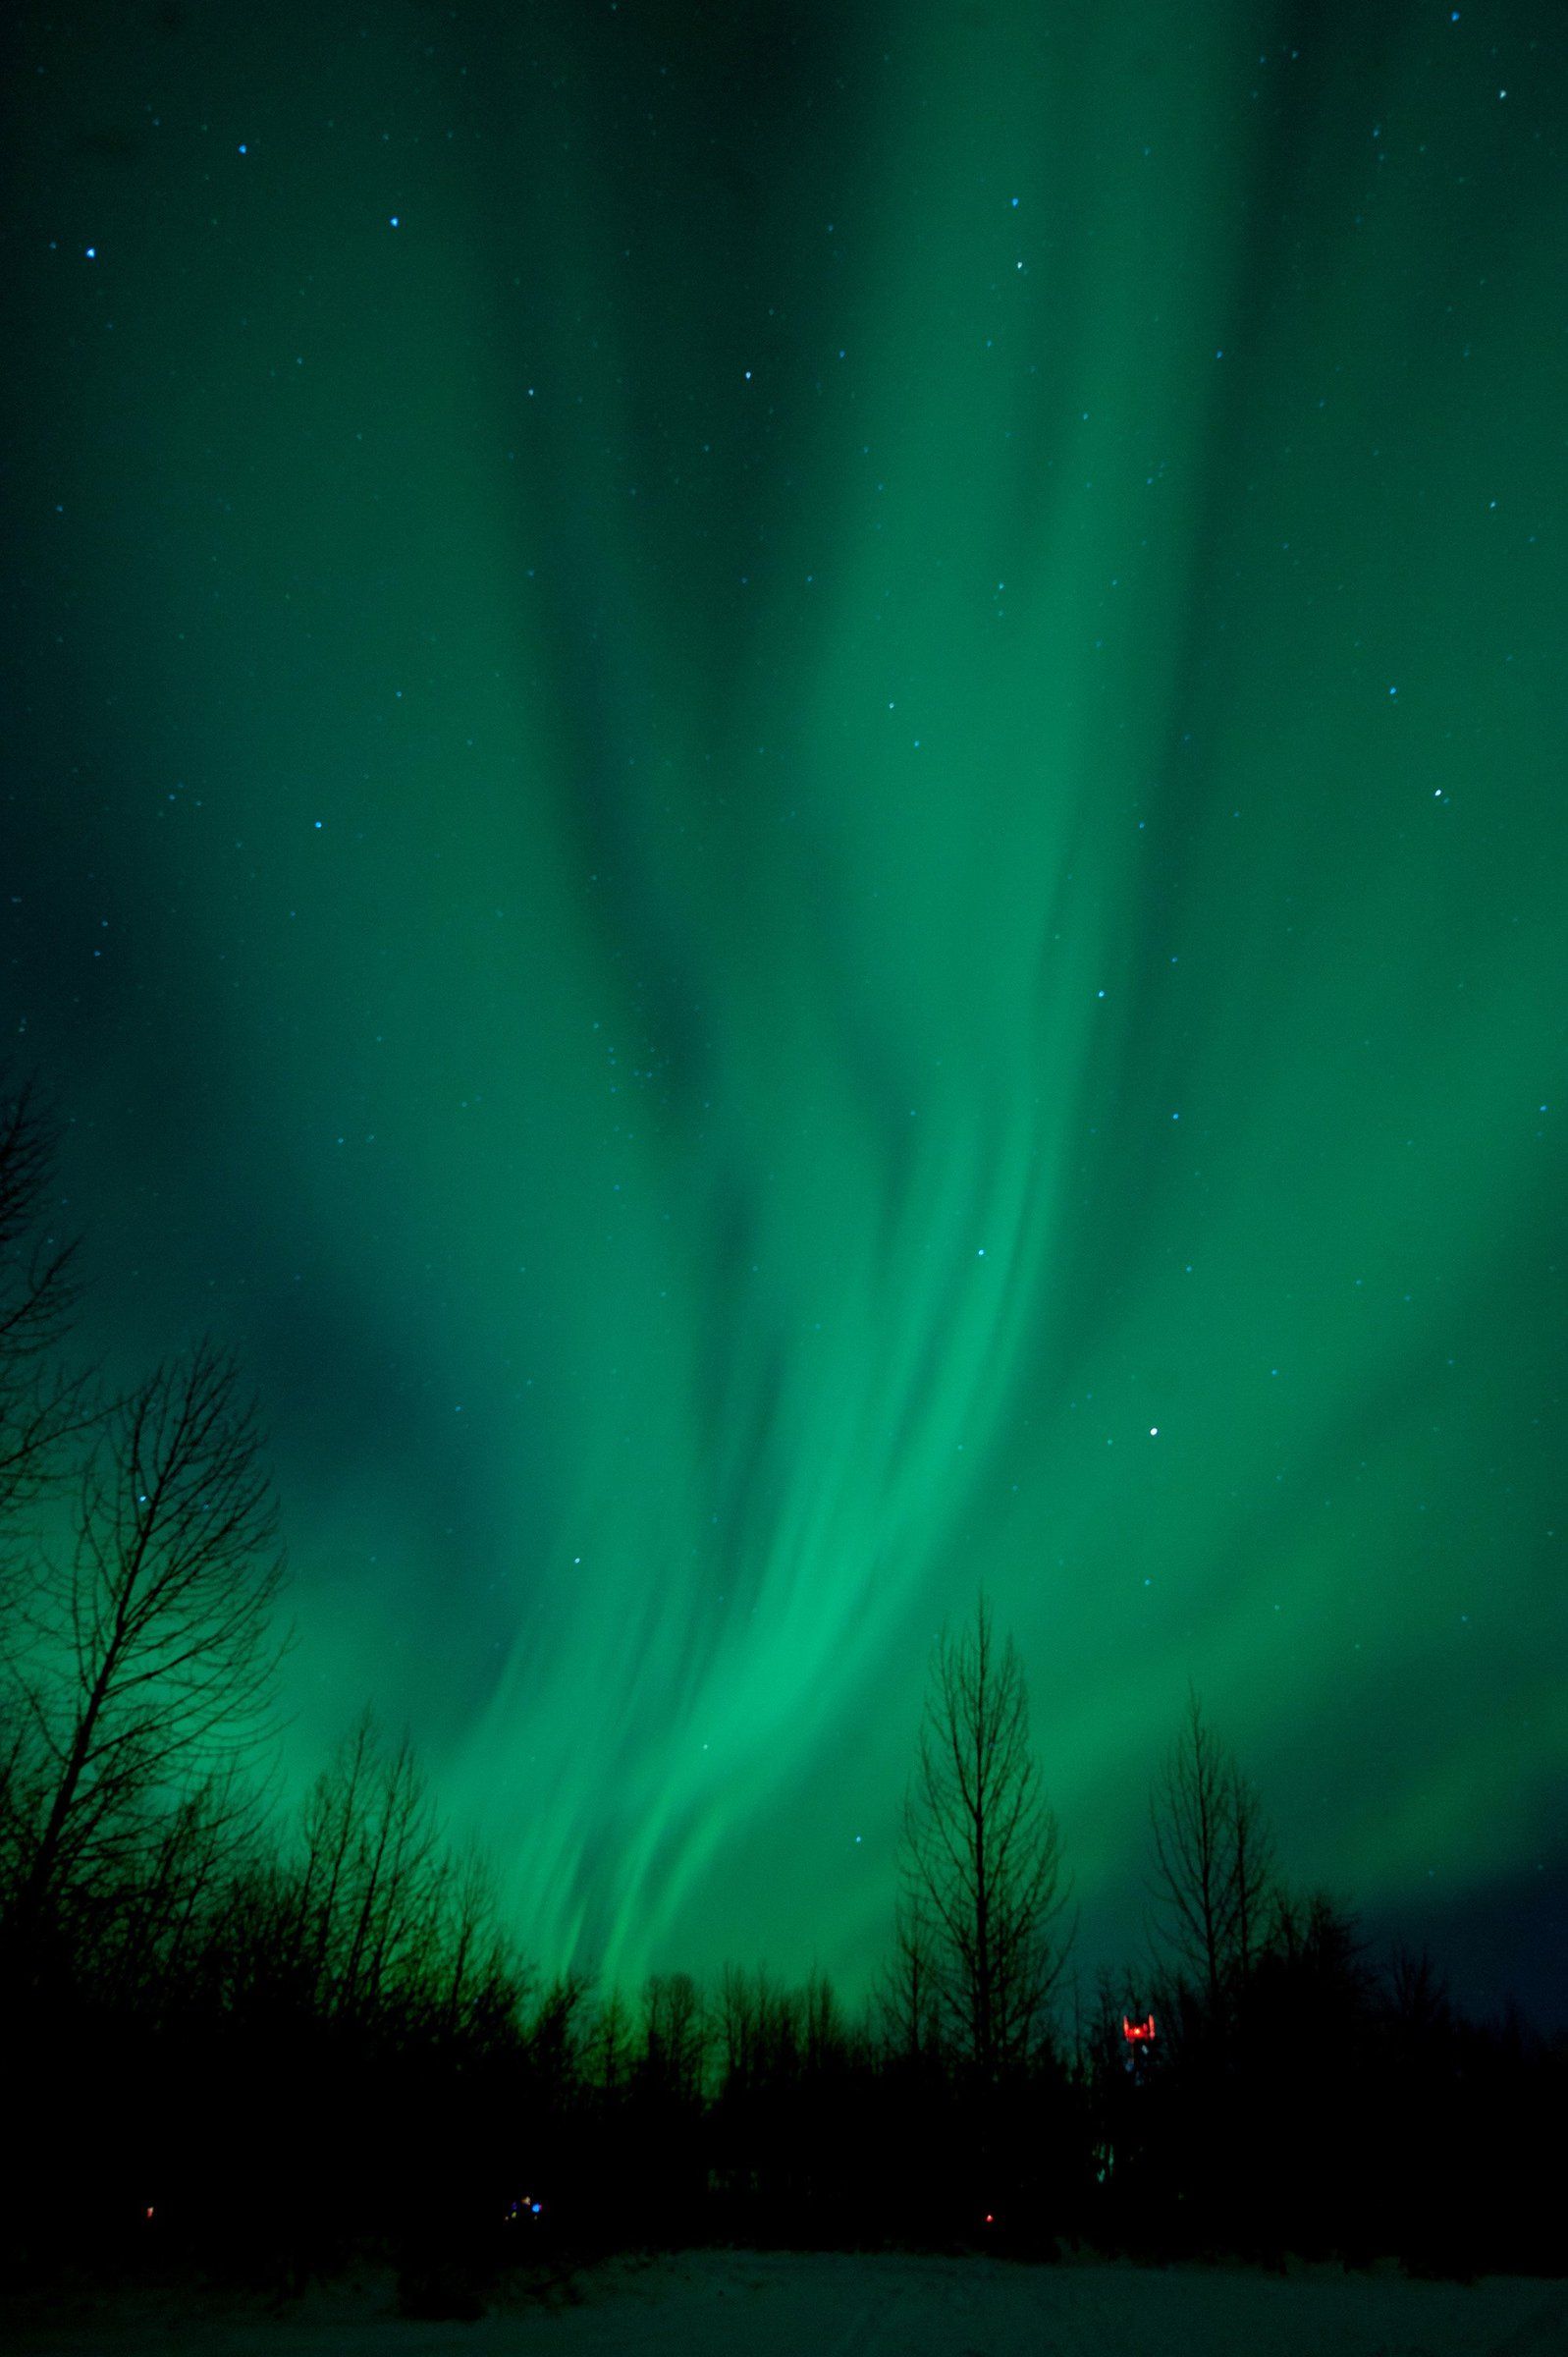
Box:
[4,2,1565,2024]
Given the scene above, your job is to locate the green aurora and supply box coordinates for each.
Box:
[4,1,1564,2014]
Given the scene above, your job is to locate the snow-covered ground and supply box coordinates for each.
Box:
[5,2247,1563,2357]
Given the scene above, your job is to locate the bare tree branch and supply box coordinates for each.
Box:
[0,1075,96,1566]
[900,1592,1073,2084]
[2,1341,290,1964]
[1147,1686,1278,2029]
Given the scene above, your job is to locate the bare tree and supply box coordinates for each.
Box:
[96,1764,266,2007]
[3,1342,289,1965]
[584,1985,632,2093]
[715,1961,810,2094]
[0,1082,94,1903]
[294,1708,447,2023]
[1227,1756,1276,1985]
[900,1591,1073,2084]
[1147,1686,1277,2024]
[800,1969,845,2077]
[876,1891,942,2065]
[716,1960,765,2090]
[527,1969,595,2091]
[429,1840,519,2042]
[0,1078,91,1540]
[293,1706,378,2004]
[337,1728,439,2017]
[1387,1943,1452,2043]
[642,1969,708,2100]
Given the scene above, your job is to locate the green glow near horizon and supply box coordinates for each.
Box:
[7,2,1564,2009]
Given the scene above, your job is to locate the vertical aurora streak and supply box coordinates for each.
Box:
[4,2,1564,2011]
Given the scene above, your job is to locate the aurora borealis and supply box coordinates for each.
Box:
[4,2,1564,2020]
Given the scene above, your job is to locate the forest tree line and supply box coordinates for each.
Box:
[0,1078,1559,2307]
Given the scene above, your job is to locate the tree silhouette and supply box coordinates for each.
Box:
[3,1341,289,1972]
[1147,1685,1276,2030]
[280,1706,525,2045]
[0,1078,90,1535]
[900,1591,1072,2085]
[0,1080,95,1924]
[643,1968,708,2100]
[876,1891,942,2065]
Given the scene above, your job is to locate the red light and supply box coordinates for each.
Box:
[984,2213,994,2224]
[144,2206,154,2220]
[1121,2013,1156,2044]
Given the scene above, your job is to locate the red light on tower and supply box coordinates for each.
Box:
[1121,2013,1156,2045]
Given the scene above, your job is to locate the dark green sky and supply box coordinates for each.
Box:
[4,0,1564,2019]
